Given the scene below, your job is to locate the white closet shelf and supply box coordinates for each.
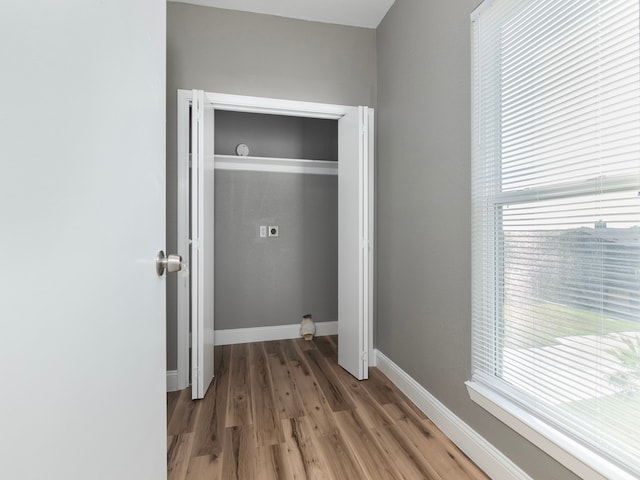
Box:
[213,154,338,175]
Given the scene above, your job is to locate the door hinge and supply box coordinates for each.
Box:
[361,351,368,362]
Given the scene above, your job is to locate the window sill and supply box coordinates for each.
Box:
[465,380,636,480]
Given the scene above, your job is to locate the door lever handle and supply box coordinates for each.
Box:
[156,250,183,276]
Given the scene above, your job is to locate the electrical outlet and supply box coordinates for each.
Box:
[268,225,279,237]
[259,225,267,238]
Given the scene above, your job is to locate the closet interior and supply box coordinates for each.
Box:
[212,110,340,334]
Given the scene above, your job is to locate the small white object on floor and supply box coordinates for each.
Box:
[300,314,316,341]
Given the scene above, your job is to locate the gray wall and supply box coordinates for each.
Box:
[166,2,377,369]
[376,1,578,478]
[215,111,338,161]
[214,113,338,331]
[215,170,337,330]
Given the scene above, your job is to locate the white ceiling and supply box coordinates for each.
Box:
[170,0,396,29]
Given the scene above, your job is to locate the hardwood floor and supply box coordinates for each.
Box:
[167,336,489,480]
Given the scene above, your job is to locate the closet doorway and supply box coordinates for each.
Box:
[176,91,374,399]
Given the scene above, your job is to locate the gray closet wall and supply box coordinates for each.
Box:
[215,111,338,160]
[214,111,338,330]
[215,170,338,330]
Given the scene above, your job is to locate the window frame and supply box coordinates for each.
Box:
[468,1,640,478]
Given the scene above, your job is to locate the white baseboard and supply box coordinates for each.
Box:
[369,346,377,367]
[374,349,532,480]
[214,321,338,346]
[166,370,179,393]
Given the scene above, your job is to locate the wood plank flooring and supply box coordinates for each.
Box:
[167,336,489,480]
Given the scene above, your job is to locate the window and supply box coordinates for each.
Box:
[469,0,640,478]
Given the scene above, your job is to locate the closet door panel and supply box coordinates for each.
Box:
[338,106,369,380]
[191,91,201,398]
[191,90,215,399]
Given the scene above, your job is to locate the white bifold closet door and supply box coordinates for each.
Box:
[186,92,372,388]
[338,106,370,381]
[191,90,216,399]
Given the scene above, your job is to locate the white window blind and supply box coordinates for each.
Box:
[471,0,640,477]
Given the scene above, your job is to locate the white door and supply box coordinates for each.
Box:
[338,106,370,380]
[1,1,166,479]
[191,90,216,399]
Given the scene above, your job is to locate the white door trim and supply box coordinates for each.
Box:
[175,90,374,390]
[367,109,375,367]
